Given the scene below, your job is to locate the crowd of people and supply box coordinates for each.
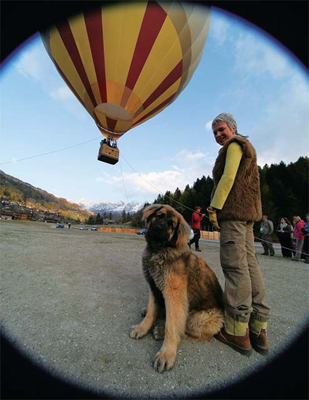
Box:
[258,214,309,263]
[189,209,309,264]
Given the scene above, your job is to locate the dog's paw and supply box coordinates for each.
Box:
[130,325,148,340]
[153,349,176,373]
[152,322,165,341]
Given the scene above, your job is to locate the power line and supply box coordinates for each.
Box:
[120,154,205,217]
[0,136,102,166]
[1,137,307,256]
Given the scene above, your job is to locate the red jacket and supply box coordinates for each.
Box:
[294,220,305,240]
[191,212,203,230]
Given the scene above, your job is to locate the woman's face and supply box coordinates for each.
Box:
[281,218,285,223]
[212,121,236,146]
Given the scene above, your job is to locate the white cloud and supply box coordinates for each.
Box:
[205,120,212,130]
[233,32,290,79]
[210,15,230,47]
[250,73,309,164]
[50,86,75,102]
[14,40,87,119]
[175,150,205,162]
[208,9,309,167]
[94,148,216,200]
[14,44,54,86]
[50,85,86,118]
[15,50,43,81]
[97,170,186,196]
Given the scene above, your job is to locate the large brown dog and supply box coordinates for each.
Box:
[130,204,224,373]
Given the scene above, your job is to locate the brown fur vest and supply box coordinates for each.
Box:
[212,135,262,222]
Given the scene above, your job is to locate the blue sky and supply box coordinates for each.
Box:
[0,7,308,205]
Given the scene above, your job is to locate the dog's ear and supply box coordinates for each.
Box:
[175,214,191,248]
[143,204,163,222]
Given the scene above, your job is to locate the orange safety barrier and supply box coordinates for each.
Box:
[98,227,139,234]
[98,227,220,240]
[200,230,220,240]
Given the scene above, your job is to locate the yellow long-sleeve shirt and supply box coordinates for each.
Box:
[211,142,243,210]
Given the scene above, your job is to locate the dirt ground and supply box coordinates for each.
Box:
[1,220,308,398]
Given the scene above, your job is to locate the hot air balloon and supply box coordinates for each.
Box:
[41,1,211,164]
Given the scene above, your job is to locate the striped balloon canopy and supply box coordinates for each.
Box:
[41,1,211,141]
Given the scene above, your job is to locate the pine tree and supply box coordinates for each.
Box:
[95,213,103,225]
[87,215,95,225]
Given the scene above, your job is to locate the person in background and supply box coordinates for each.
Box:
[292,216,305,261]
[260,215,275,256]
[188,206,205,252]
[276,217,293,258]
[302,213,309,264]
[207,112,270,357]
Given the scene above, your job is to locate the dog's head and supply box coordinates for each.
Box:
[143,204,191,248]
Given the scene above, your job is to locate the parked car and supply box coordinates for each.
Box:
[136,228,147,235]
[91,226,98,231]
[79,226,88,230]
[56,224,65,229]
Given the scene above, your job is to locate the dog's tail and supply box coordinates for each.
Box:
[185,308,224,341]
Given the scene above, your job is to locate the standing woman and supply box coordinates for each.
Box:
[292,216,305,261]
[276,217,293,258]
[302,213,309,264]
[207,113,270,357]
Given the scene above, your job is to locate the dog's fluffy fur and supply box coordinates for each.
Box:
[130,204,224,373]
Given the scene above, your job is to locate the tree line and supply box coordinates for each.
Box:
[86,210,133,225]
[85,156,308,232]
[151,156,308,232]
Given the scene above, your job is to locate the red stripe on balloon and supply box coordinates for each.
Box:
[137,60,182,116]
[106,117,117,132]
[125,2,167,90]
[56,20,97,107]
[84,10,107,104]
[132,94,176,127]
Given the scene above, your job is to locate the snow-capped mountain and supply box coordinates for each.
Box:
[78,199,144,215]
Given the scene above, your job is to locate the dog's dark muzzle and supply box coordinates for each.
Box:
[146,223,169,243]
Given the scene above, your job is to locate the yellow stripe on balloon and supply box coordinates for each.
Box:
[180,20,210,91]
[126,16,182,115]
[102,5,124,105]
[114,119,134,133]
[132,78,180,125]
[69,14,102,105]
[103,2,147,105]
[49,27,94,116]
[95,112,108,128]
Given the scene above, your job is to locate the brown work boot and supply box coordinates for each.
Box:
[249,329,269,356]
[215,328,252,357]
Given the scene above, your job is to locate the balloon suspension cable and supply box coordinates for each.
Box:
[100,137,118,148]
[119,158,144,229]
[97,124,121,147]
[120,153,208,217]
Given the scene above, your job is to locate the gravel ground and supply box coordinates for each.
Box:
[1,220,308,398]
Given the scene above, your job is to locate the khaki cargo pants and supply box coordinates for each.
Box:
[220,220,270,324]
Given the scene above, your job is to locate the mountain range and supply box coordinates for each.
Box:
[78,199,144,215]
[0,170,143,220]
